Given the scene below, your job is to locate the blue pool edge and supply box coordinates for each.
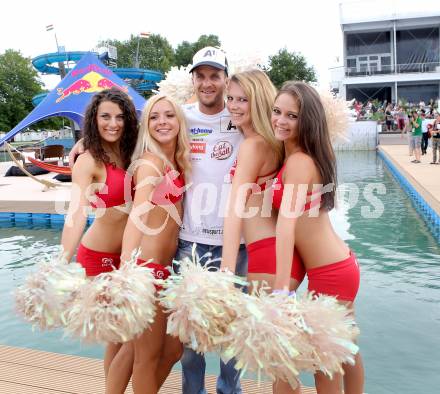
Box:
[0,212,94,228]
[378,149,440,241]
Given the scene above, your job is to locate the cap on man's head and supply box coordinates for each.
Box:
[189,46,228,75]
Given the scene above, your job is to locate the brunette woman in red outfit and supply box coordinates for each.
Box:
[272,81,364,394]
[60,88,138,376]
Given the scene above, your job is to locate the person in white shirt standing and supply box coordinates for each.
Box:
[68,47,246,394]
[177,47,246,394]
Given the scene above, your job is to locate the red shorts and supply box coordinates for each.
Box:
[247,237,306,284]
[398,119,405,130]
[307,251,360,302]
[76,244,120,277]
[137,259,170,289]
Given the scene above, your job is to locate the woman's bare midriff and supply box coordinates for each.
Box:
[81,207,129,253]
[242,192,277,245]
[295,212,350,269]
[138,202,183,265]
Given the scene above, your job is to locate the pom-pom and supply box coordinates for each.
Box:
[318,89,351,142]
[15,254,87,331]
[219,287,303,387]
[159,246,247,353]
[294,291,360,377]
[227,51,265,74]
[64,255,157,343]
[157,66,194,105]
[220,288,359,385]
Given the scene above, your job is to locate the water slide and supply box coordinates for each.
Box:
[32,51,163,106]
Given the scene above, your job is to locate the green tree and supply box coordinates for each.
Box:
[266,48,317,89]
[101,33,174,73]
[34,115,66,131]
[174,34,221,67]
[193,34,221,53]
[0,50,43,131]
[174,41,195,68]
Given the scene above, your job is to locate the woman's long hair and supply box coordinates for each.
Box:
[276,81,337,210]
[230,70,284,167]
[132,95,191,179]
[83,88,138,169]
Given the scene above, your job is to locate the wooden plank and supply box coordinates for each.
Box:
[0,345,316,393]
[0,345,102,377]
[0,380,71,394]
[0,361,105,394]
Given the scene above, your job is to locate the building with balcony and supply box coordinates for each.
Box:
[331,1,440,104]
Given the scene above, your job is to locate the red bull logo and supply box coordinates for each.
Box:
[56,71,128,103]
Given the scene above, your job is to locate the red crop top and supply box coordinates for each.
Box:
[228,159,277,192]
[271,164,321,212]
[151,167,186,206]
[91,163,133,209]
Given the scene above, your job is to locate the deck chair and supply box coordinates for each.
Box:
[39,145,65,162]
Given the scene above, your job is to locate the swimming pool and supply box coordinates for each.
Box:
[1,151,439,394]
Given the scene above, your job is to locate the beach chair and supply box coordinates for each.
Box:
[38,144,65,162]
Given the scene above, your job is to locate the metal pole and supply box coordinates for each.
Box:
[53,30,66,79]
[54,32,59,52]
[393,21,397,74]
[135,36,140,68]
[52,29,74,141]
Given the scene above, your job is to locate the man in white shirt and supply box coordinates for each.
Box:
[68,47,246,394]
[177,47,246,394]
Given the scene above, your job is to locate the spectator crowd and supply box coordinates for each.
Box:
[351,98,440,164]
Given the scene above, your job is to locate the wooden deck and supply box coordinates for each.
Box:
[0,345,317,394]
[379,145,440,216]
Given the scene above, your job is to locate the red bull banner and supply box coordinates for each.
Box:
[56,64,129,103]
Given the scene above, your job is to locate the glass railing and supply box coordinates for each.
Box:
[344,62,440,77]
[396,62,440,73]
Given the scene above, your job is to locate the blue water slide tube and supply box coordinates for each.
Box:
[32,51,88,74]
[112,68,163,82]
[32,92,49,107]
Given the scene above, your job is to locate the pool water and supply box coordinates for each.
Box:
[0,151,439,394]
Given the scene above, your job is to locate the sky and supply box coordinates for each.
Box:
[1,0,438,90]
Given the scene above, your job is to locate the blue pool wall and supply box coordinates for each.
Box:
[0,212,93,229]
[378,149,440,242]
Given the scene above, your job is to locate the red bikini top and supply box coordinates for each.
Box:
[91,163,133,208]
[271,164,321,212]
[228,159,277,192]
[151,167,186,206]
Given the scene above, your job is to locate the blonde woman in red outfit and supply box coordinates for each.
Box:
[272,81,364,394]
[221,70,305,295]
[105,94,191,394]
